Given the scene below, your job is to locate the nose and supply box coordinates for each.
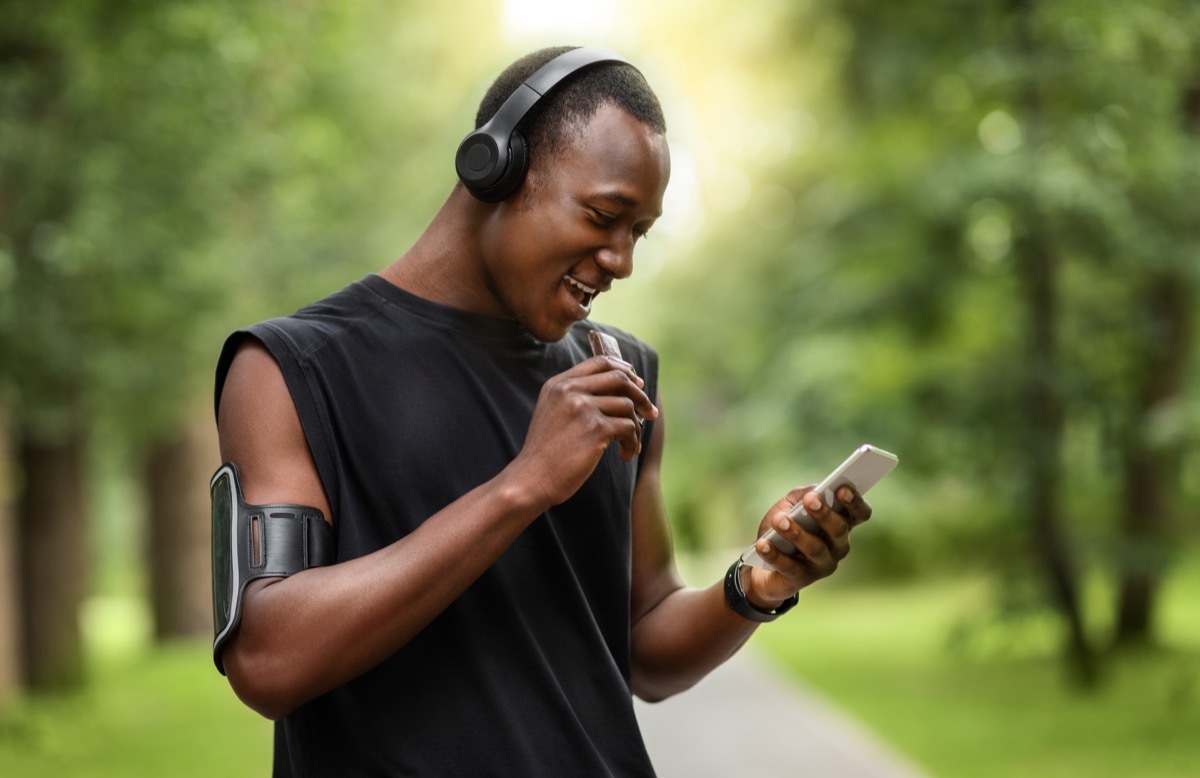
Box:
[595,234,635,280]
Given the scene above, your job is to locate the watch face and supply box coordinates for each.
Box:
[210,467,237,642]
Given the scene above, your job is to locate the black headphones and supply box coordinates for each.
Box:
[455,47,631,203]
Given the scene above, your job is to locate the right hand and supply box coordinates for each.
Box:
[511,356,659,510]
[744,485,873,607]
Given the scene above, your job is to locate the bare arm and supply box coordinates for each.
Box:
[628,401,872,702]
[218,340,656,719]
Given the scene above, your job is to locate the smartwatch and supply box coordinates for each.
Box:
[724,558,798,623]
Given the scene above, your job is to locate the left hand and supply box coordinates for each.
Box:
[742,485,873,609]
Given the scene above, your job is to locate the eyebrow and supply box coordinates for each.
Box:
[596,191,663,218]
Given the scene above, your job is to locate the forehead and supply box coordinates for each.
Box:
[534,103,670,211]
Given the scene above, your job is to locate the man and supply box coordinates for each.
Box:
[213,46,872,776]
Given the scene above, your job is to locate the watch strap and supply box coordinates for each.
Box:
[724,558,798,623]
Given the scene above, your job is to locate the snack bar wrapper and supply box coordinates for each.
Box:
[587,330,627,364]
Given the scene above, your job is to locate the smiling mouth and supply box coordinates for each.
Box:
[564,275,597,311]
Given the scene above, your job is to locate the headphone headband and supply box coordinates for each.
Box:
[455,47,632,202]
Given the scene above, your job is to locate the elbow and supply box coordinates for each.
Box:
[633,687,673,705]
[236,691,297,723]
[631,665,697,704]
[222,640,309,721]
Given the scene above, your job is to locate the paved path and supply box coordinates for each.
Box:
[634,647,930,778]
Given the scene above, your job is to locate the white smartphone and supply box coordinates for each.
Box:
[740,444,899,571]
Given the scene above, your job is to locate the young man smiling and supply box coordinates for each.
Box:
[212,46,872,776]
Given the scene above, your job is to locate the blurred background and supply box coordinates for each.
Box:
[1,0,1198,775]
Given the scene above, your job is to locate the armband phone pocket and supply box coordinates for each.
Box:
[210,462,334,675]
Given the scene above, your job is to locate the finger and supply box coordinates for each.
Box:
[589,397,645,460]
[798,492,852,561]
[747,544,811,598]
[586,354,644,387]
[615,415,644,462]
[790,490,824,535]
[790,529,839,579]
[835,486,873,527]
[759,519,836,582]
[610,375,659,423]
[562,355,645,392]
[595,395,645,435]
[766,502,823,565]
[780,485,811,514]
[575,363,659,421]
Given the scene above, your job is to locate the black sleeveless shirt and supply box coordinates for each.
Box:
[214,275,659,777]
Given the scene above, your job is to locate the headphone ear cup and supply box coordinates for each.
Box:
[476,130,529,203]
[455,130,503,196]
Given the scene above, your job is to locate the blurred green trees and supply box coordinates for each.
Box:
[0,0,1196,704]
[638,0,1200,684]
[0,0,487,693]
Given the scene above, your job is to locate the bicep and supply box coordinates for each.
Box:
[217,338,332,524]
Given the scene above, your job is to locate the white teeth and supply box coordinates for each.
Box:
[563,275,596,312]
[564,276,597,295]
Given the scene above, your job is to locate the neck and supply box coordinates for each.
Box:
[378,187,499,316]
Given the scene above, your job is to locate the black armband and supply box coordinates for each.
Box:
[210,462,335,675]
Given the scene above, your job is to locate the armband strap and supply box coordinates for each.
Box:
[210,462,335,675]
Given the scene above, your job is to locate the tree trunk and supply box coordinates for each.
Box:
[1114,273,1192,646]
[18,431,89,690]
[1011,0,1098,686]
[144,403,221,641]
[0,397,20,703]
[1019,218,1098,686]
[1113,78,1200,647]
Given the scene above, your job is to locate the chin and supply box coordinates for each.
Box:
[523,318,577,344]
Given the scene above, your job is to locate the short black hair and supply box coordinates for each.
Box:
[475,46,667,163]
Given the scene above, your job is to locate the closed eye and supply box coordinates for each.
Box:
[590,208,618,227]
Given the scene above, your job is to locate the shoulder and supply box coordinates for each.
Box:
[255,279,383,357]
[213,279,383,413]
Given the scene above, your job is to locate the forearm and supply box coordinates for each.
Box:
[629,580,761,702]
[224,468,541,719]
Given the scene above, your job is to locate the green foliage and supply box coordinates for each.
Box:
[1,0,1196,710]
[0,0,495,445]
[755,556,1200,777]
[0,2,299,439]
[635,0,1200,599]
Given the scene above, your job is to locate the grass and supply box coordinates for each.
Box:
[0,646,272,778]
[1,560,1197,776]
[0,599,272,778]
[754,558,1200,778]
